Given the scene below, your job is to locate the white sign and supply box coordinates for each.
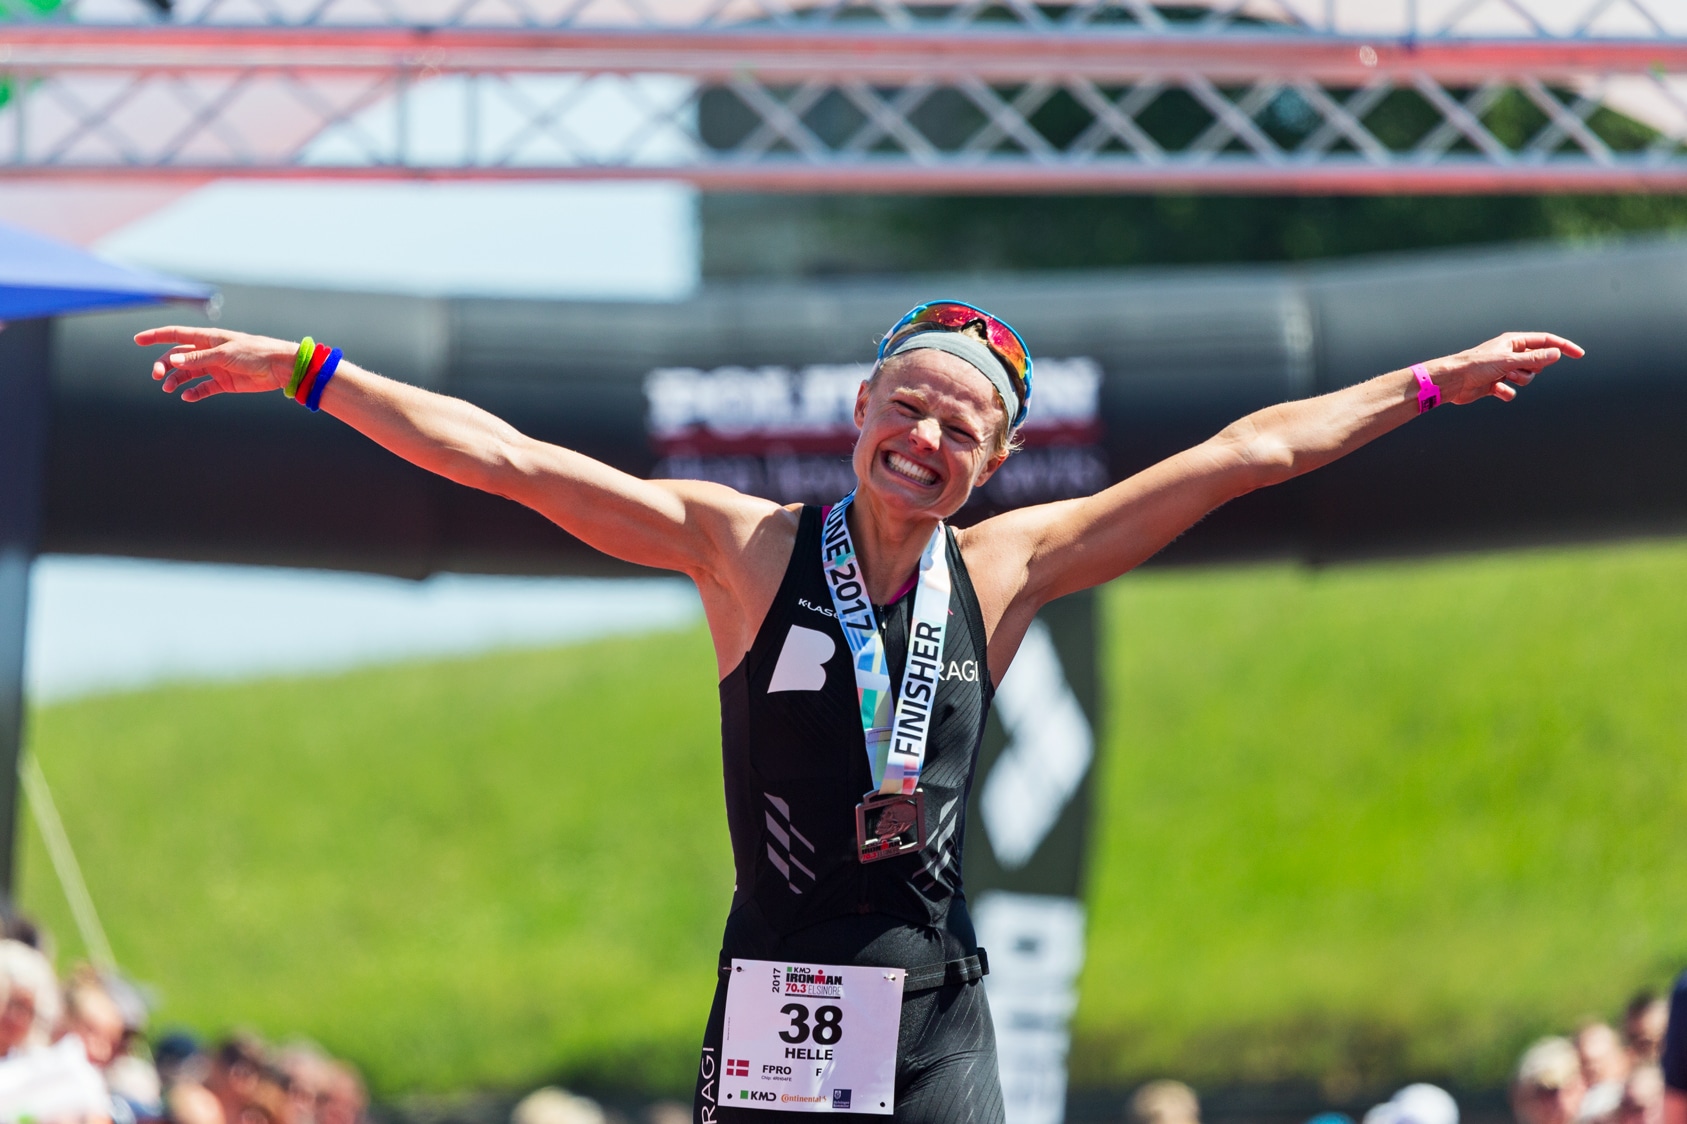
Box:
[981,618,1095,869]
[721,958,906,1114]
[646,358,1102,446]
[975,892,1087,1124]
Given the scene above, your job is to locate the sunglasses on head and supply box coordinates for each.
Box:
[876,300,1033,428]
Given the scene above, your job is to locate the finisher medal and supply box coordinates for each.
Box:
[821,493,953,866]
[855,789,927,864]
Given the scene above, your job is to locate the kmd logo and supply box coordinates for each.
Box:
[832,1089,852,1109]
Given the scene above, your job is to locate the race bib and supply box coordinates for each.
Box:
[721,958,905,1114]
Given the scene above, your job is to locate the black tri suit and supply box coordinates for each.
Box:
[692,504,1004,1124]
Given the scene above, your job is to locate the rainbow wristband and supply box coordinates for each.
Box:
[294,343,329,405]
[306,348,342,412]
[1412,363,1440,414]
[287,337,315,398]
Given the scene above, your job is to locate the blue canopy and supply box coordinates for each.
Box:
[0,221,213,320]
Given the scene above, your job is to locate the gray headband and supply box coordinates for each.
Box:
[887,330,1019,427]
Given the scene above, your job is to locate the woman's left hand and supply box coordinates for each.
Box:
[1424,331,1585,405]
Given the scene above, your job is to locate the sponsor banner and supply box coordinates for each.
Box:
[645,358,1106,509]
[966,590,1101,1124]
[974,893,1088,1124]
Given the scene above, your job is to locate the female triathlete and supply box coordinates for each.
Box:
[136,307,1579,1123]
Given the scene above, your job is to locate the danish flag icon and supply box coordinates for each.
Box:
[727,1059,750,1077]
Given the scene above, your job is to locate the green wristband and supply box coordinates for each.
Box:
[287,337,314,398]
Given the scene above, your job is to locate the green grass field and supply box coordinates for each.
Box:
[19,539,1687,1100]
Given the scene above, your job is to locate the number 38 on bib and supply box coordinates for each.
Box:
[721,959,905,1114]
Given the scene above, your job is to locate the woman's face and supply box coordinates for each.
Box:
[0,987,37,1052]
[851,350,1010,523]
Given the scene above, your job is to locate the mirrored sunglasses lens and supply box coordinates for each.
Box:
[901,303,1030,405]
[985,325,1027,373]
[912,304,975,329]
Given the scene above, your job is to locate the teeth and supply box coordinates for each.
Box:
[887,452,937,485]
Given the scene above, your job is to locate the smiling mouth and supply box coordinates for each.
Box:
[885,451,939,486]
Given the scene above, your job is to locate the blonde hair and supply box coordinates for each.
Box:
[1516,1036,1583,1092]
[0,939,61,1047]
[1130,1080,1200,1124]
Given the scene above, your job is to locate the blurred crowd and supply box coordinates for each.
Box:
[3,893,1679,1124]
[0,919,367,1124]
[1122,988,1677,1124]
[1510,992,1671,1124]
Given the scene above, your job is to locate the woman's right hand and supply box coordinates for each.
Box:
[135,326,298,402]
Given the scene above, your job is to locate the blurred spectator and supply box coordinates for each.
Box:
[277,1043,332,1124]
[1661,971,1687,1124]
[169,1082,227,1124]
[106,1030,163,1117]
[64,972,128,1069]
[510,1086,606,1124]
[154,1032,211,1089]
[1515,1037,1587,1124]
[0,939,63,1055]
[206,1036,291,1124]
[1583,1024,1635,1088]
[61,971,166,1123]
[0,1031,114,1123]
[55,970,158,1123]
[1626,995,1671,1070]
[272,1042,365,1124]
[107,1050,164,1124]
[1583,1082,1627,1124]
[1580,1024,1634,1124]
[0,921,362,1124]
[315,1061,365,1124]
[1365,1084,1459,1124]
[1616,1067,1665,1124]
[1129,1081,1200,1124]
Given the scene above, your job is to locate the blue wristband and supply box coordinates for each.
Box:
[306,348,342,412]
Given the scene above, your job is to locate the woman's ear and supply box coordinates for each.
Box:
[853,378,872,428]
[973,447,1011,487]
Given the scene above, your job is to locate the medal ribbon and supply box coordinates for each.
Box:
[820,493,952,796]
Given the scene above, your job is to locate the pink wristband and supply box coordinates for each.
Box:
[1412,363,1440,414]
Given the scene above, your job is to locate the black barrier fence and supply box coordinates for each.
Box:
[46,236,1687,577]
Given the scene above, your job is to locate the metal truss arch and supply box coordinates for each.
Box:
[3,0,1687,190]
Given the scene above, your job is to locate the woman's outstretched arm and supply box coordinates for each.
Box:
[965,331,1584,667]
[136,326,778,581]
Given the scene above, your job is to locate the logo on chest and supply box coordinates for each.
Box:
[768,625,836,693]
[942,660,980,683]
[768,624,978,694]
